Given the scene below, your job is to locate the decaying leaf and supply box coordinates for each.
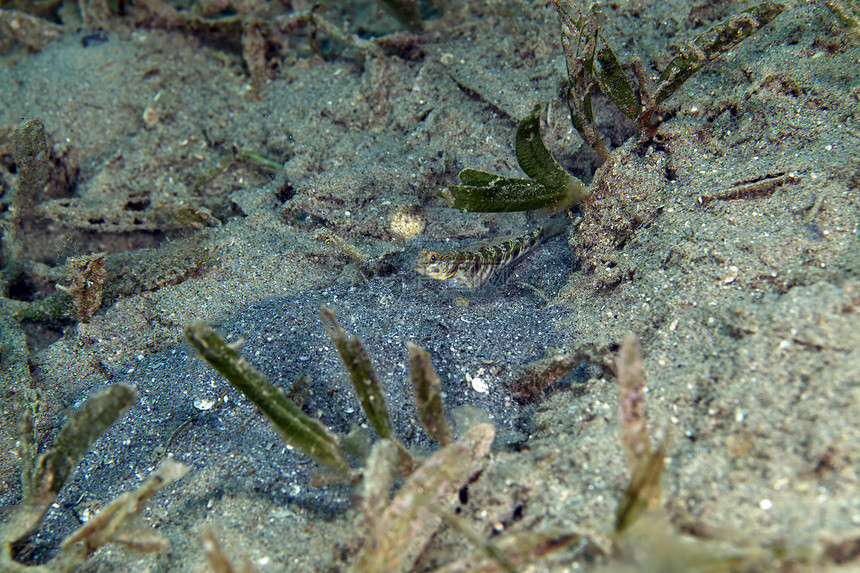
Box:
[614,334,664,534]
[351,424,496,573]
[56,252,107,322]
[0,384,137,547]
[62,458,188,553]
[653,2,786,104]
[617,333,648,467]
[202,527,258,573]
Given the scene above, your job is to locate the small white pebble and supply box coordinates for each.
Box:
[142,107,159,128]
[759,499,773,510]
[471,377,489,394]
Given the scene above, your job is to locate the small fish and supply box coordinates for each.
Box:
[413,219,567,290]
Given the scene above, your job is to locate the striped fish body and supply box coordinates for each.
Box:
[413,220,566,290]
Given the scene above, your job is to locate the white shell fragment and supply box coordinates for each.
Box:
[466,368,490,394]
[193,398,216,411]
[471,377,489,393]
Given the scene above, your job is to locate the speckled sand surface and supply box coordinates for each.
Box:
[1,0,859,570]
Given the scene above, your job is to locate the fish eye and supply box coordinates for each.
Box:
[429,253,437,262]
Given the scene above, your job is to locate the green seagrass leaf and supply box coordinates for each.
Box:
[437,177,567,213]
[593,41,640,119]
[654,1,786,104]
[38,385,137,498]
[439,178,563,213]
[516,104,578,192]
[2,384,137,546]
[458,168,499,187]
[320,306,395,442]
[555,2,639,119]
[439,106,591,213]
[377,0,423,31]
[185,323,350,475]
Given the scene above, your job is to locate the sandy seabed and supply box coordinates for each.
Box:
[1,0,859,570]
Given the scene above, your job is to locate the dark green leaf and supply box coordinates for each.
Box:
[377,0,423,31]
[438,178,564,212]
[185,323,350,475]
[320,306,394,441]
[439,105,590,213]
[407,343,451,446]
[593,42,640,119]
[457,168,499,187]
[515,104,589,204]
[36,385,137,498]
